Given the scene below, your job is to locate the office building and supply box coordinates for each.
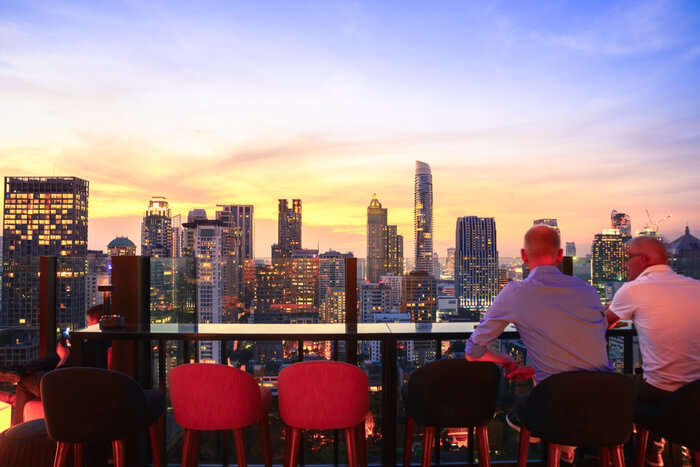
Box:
[380,273,403,312]
[383,225,403,277]
[272,199,301,258]
[216,205,254,305]
[86,250,110,308]
[533,218,560,235]
[319,250,353,323]
[367,194,403,281]
[171,214,182,258]
[401,271,437,322]
[565,242,576,257]
[359,282,392,323]
[141,196,172,258]
[107,236,136,256]
[611,210,632,241]
[591,229,626,301]
[668,226,700,280]
[1,177,89,363]
[414,161,434,274]
[455,216,498,313]
[445,248,455,280]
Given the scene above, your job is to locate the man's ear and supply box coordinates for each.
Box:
[556,249,564,264]
[521,248,527,264]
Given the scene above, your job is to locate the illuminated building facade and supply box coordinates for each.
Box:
[216,205,250,306]
[1,177,88,363]
[455,216,498,313]
[107,236,136,256]
[591,229,626,301]
[668,226,700,280]
[171,214,182,258]
[183,218,223,362]
[86,250,110,308]
[367,194,403,282]
[445,248,455,280]
[611,210,632,241]
[379,273,403,312]
[319,250,352,323]
[414,161,434,274]
[272,199,301,258]
[565,242,576,257]
[401,271,437,322]
[359,282,392,323]
[141,196,172,258]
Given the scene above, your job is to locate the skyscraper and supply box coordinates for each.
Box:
[86,250,109,308]
[273,199,301,257]
[591,229,626,301]
[611,210,632,241]
[319,250,353,322]
[2,177,89,363]
[216,205,254,305]
[171,214,182,258]
[445,248,456,280]
[533,218,560,235]
[401,271,437,322]
[107,236,136,256]
[141,197,172,258]
[360,282,392,323]
[367,194,387,282]
[414,161,433,274]
[455,216,498,313]
[366,194,403,281]
[565,242,576,257]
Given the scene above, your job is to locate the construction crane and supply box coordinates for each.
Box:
[644,209,671,233]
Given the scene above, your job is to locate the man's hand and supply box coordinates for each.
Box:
[505,365,535,382]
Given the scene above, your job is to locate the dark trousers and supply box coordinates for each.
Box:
[634,377,672,448]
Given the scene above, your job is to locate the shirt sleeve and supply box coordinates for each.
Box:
[608,283,637,320]
[465,283,516,358]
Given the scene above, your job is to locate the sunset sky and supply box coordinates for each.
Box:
[1,1,699,258]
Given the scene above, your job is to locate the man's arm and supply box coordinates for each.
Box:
[605,306,621,329]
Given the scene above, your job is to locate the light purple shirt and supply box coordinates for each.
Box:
[466,265,612,383]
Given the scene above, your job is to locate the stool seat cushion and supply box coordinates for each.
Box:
[406,360,500,427]
[0,419,55,467]
[278,361,368,430]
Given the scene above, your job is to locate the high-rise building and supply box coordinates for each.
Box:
[379,273,403,312]
[455,216,498,313]
[414,161,433,274]
[319,250,353,323]
[1,177,89,363]
[360,282,392,323]
[367,194,403,281]
[565,242,576,257]
[86,250,110,308]
[273,199,301,257]
[533,218,560,235]
[611,210,632,241]
[141,197,172,258]
[171,214,182,258]
[445,248,456,280]
[107,237,136,256]
[183,218,223,362]
[668,226,700,280]
[591,229,626,301]
[401,271,437,322]
[432,252,440,279]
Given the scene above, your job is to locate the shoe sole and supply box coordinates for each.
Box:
[506,415,541,443]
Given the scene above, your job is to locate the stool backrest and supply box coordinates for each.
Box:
[40,367,148,442]
[169,363,262,430]
[407,359,500,427]
[661,379,700,450]
[278,361,368,430]
[525,371,634,447]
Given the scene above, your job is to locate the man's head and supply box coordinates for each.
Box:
[625,237,667,281]
[86,304,105,326]
[521,225,563,269]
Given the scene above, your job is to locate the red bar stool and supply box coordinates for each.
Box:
[169,363,272,467]
[278,361,369,467]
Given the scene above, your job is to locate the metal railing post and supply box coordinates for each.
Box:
[39,256,57,358]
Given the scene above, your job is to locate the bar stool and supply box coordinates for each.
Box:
[0,419,56,467]
[40,367,165,467]
[278,361,369,467]
[634,379,700,467]
[169,363,272,467]
[403,359,500,467]
[516,371,634,467]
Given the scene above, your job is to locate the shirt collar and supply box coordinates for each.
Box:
[528,265,561,276]
[637,264,672,278]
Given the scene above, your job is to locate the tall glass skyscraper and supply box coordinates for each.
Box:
[141,196,172,258]
[273,199,301,257]
[610,210,632,242]
[414,161,433,274]
[367,194,404,282]
[455,216,498,313]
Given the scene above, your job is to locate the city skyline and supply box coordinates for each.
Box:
[1,1,699,257]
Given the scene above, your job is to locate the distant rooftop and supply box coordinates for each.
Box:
[107,236,136,248]
[668,226,700,254]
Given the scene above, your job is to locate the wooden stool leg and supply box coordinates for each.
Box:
[422,426,435,467]
[149,419,164,467]
[260,413,272,467]
[73,442,83,467]
[182,429,199,467]
[111,440,126,467]
[404,416,415,467]
[600,446,611,467]
[53,442,71,467]
[345,426,358,467]
[635,426,649,467]
[691,450,700,467]
[356,420,367,467]
[287,427,302,467]
[234,428,247,467]
[518,426,531,467]
[547,443,561,467]
[476,425,490,467]
[612,444,625,467]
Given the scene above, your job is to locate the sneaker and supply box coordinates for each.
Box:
[646,439,665,467]
[506,412,541,443]
[560,447,576,464]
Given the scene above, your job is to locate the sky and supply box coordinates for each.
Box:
[1,0,699,258]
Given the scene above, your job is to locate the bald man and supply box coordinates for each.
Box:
[606,237,700,466]
[465,226,611,456]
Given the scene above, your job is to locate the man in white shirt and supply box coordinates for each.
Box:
[607,236,700,465]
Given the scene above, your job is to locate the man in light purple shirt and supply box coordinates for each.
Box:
[465,225,612,459]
